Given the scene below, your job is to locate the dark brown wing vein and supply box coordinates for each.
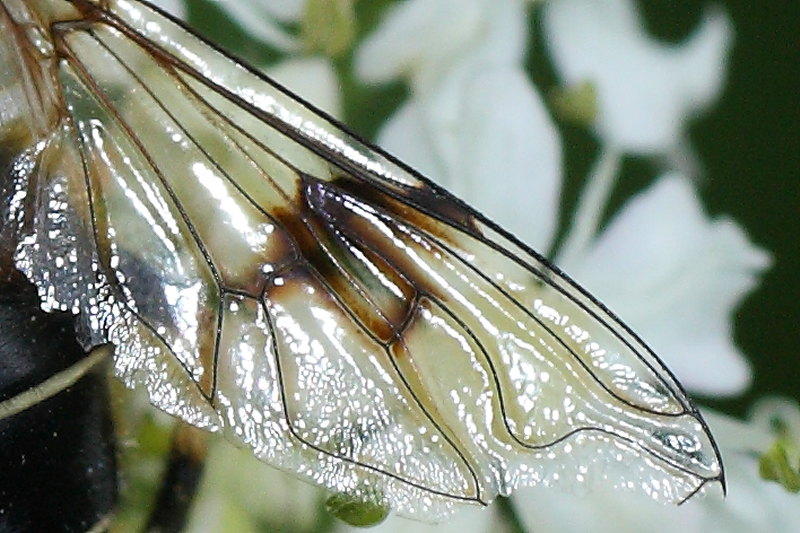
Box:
[293,211,412,343]
[1,0,722,514]
[258,229,484,499]
[137,9,695,421]
[300,178,721,479]
[319,179,691,414]
[329,176,694,409]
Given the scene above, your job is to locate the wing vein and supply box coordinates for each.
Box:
[259,296,486,504]
[71,116,212,402]
[60,30,225,288]
[355,200,689,417]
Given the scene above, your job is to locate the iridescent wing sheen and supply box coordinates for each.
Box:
[0,0,723,519]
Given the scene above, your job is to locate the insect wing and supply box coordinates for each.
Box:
[0,0,723,519]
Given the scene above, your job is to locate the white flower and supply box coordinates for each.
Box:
[356,0,775,528]
[184,0,780,531]
[183,401,800,533]
[356,0,525,89]
[267,56,343,118]
[149,0,186,19]
[357,0,764,398]
[557,174,770,396]
[356,0,562,251]
[543,0,732,154]
[185,440,327,533]
[512,401,800,533]
[215,0,306,51]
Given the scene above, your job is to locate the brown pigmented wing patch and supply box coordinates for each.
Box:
[0,0,724,520]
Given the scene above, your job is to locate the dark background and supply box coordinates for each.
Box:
[190,0,799,417]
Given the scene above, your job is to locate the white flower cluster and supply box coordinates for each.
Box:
[355,0,768,401]
[148,0,794,531]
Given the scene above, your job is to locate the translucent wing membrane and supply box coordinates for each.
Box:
[0,0,723,519]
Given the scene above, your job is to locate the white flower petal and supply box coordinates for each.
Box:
[513,476,706,533]
[185,440,325,532]
[750,397,800,445]
[377,99,441,179]
[267,57,342,119]
[149,0,185,19]
[362,0,561,251]
[513,408,800,532]
[377,62,562,251]
[558,174,770,396]
[356,0,526,89]
[355,0,484,85]
[543,0,732,153]
[215,0,305,51]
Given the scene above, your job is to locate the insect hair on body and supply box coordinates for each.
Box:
[0,0,724,529]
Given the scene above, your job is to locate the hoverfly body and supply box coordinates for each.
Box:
[0,0,724,528]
